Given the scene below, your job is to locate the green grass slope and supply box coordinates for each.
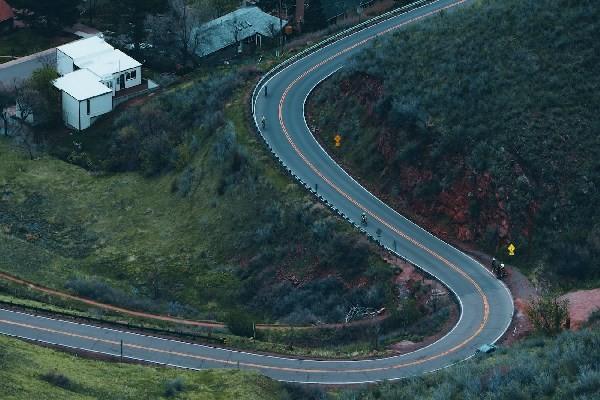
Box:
[336,319,600,399]
[309,0,600,286]
[0,335,285,400]
[0,70,393,326]
[1,63,455,355]
[2,319,600,400]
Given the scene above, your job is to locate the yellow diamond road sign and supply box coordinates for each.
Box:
[334,134,342,147]
[507,243,516,256]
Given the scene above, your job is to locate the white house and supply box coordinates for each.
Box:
[53,36,145,130]
[56,36,114,76]
[76,49,141,94]
[53,69,112,131]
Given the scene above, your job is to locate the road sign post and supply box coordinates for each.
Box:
[334,134,342,147]
[507,243,516,256]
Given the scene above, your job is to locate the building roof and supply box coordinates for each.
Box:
[56,36,114,61]
[58,36,141,78]
[0,0,14,23]
[193,6,286,57]
[53,69,112,101]
[77,49,141,79]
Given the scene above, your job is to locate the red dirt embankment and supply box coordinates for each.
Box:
[560,289,600,329]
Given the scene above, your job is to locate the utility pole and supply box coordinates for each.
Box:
[120,339,123,362]
[279,0,283,57]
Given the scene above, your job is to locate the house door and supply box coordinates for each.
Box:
[119,74,125,90]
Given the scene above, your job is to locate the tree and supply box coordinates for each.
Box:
[14,83,35,125]
[526,291,570,335]
[84,0,100,24]
[0,85,12,136]
[109,0,166,53]
[303,0,327,32]
[28,66,60,127]
[206,0,235,17]
[146,0,210,66]
[18,0,82,32]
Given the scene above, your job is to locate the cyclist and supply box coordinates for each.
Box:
[491,257,498,275]
[497,263,506,279]
[261,115,266,129]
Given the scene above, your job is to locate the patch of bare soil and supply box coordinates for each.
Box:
[384,255,459,355]
[560,289,600,329]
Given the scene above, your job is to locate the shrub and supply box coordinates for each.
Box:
[525,292,569,335]
[40,370,72,390]
[102,71,247,175]
[171,166,199,198]
[164,377,185,397]
[65,277,159,313]
[225,310,255,337]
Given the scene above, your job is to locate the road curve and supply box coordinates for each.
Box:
[0,0,513,384]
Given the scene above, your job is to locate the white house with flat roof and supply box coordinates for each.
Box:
[53,69,112,131]
[56,36,114,76]
[53,36,147,130]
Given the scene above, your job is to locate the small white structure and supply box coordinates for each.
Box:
[53,36,145,130]
[53,69,112,131]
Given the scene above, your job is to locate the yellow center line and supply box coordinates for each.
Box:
[1,314,465,373]
[275,0,489,367]
[0,0,490,378]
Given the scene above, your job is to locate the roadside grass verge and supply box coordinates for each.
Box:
[0,335,286,400]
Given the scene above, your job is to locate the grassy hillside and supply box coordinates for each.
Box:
[0,335,286,400]
[1,62,457,355]
[2,319,599,399]
[0,68,395,326]
[309,0,600,286]
[335,317,600,400]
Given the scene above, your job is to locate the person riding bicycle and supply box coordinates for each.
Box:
[261,115,266,129]
[491,257,498,275]
[498,263,506,278]
[361,212,367,225]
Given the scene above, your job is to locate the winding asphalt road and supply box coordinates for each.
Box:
[0,0,513,384]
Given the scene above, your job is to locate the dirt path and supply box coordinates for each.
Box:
[0,271,389,331]
[560,289,600,329]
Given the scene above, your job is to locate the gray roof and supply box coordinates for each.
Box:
[192,6,286,57]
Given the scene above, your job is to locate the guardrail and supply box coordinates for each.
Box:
[0,299,226,344]
[247,0,457,298]
[251,0,432,114]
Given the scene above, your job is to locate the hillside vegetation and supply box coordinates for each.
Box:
[309,0,600,285]
[0,69,396,326]
[335,317,600,400]
[5,320,599,399]
[0,335,286,400]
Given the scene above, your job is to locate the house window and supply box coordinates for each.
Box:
[105,81,113,89]
[126,70,137,81]
[86,99,90,115]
